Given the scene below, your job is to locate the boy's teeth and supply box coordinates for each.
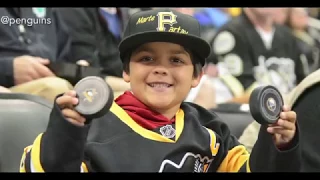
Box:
[150,83,170,87]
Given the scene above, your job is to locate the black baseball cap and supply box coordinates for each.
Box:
[118,9,211,66]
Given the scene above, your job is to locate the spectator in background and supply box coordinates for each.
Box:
[172,8,244,108]
[185,61,246,108]
[0,8,74,102]
[308,8,320,20]
[171,8,195,16]
[239,8,320,153]
[271,8,289,25]
[286,8,320,74]
[57,8,135,98]
[207,8,306,104]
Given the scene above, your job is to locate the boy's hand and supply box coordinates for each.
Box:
[267,105,297,148]
[56,90,87,127]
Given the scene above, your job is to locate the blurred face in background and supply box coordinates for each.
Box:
[289,8,309,31]
[250,8,278,18]
[272,8,289,25]
[171,8,195,16]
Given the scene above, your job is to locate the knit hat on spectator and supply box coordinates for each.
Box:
[119,8,211,67]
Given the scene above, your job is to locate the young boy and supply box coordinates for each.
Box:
[20,9,300,172]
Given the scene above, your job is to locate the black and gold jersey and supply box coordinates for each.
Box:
[208,12,306,94]
[20,100,300,172]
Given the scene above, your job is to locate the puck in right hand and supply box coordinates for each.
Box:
[249,85,284,125]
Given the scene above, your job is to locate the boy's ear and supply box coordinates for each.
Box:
[123,71,130,83]
[191,70,204,88]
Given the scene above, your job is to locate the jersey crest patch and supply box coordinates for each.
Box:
[159,124,176,139]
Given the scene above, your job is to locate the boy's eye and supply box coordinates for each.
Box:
[140,56,153,62]
[171,58,184,64]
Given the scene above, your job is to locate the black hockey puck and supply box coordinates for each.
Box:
[74,76,114,120]
[249,85,283,125]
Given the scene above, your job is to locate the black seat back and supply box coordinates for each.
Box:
[211,103,254,139]
[0,93,52,172]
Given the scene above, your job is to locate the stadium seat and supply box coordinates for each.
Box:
[0,93,52,172]
[291,82,320,172]
[211,103,254,139]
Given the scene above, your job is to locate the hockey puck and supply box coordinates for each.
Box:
[74,76,114,120]
[249,85,283,125]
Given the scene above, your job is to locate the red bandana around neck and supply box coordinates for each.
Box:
[115,91,176,130]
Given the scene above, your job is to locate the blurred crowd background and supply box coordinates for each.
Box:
[2,7,320,106]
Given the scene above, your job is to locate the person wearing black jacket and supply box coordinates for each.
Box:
[208,8,306,103]
[57,8,142,98]
[0,8,74,101]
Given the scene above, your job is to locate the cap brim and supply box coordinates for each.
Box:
[119,31,211,66]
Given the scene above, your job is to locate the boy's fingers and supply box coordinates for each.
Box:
[66,118,85,127]
[268,127,294,140]
[65,90,77,97]
[56,96,74,106]
[280,112,296,123]
[276,119,295,130]
[56,95,79,109]
[282,105,291,112]
[61,109,85,123]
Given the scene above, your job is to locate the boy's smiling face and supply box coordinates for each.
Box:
[123,42,202,115]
